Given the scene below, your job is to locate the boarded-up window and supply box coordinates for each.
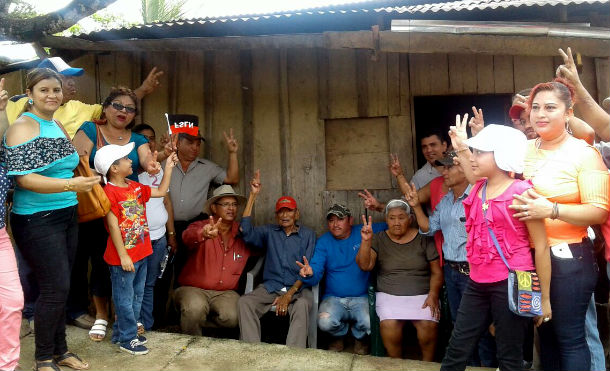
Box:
[325,117,391,190]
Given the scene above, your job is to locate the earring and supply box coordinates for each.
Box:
[565,117,572,134]
[28,98,33,104]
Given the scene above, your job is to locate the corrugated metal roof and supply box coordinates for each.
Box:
[385,0,609,14]
[74,0,608,37]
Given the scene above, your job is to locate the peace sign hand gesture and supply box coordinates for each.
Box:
[224,128,239,154]
[201,216,224,240]
[295,256,313,278]
[557,47,582,89]
[469,106,484,136]
[403,182,420,208]
[389,153,403,177]
[449,114,469,151]
[360,215,374,241]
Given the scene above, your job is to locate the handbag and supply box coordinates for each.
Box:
[55,120,111,223]
[482,181,543,317]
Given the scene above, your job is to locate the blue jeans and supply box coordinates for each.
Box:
[110,259,147,346]
[585,293,606,371]
[318,296,370,339]
[443,264,497,368]
[538,241,598,371]
[139,237,168,331]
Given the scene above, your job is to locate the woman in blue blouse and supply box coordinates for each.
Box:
[5,68,99,371]
[71,87,160,341]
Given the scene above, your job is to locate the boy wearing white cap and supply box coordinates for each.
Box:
[94,143,177,355]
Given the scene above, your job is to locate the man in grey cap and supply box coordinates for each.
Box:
[296,204,386,354]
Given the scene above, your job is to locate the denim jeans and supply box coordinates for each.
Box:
[441,279,529,371]
[443,264,497,368]
[538,241,598,371]
[585,293,606,371]
[10,206,78,361]
[110,259,147,346]
[317,296,370,340]
[139,237,168,330]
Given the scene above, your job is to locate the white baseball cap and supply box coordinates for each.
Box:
[464,124,528,174]
[37,57,84,76]
[94,143,135,183]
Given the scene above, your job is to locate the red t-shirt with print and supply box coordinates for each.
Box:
[103,180,153,265]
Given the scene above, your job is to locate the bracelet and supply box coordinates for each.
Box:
[63,180,73,191]
[550,202,559,220]
[168,231,176,236]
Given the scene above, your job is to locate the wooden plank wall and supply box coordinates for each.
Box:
[1,50,603,234]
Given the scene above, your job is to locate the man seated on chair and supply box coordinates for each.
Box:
[238,170,316,348]
[296,204,386,355]
[174,185,252,335]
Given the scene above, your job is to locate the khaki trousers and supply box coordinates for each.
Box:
[238,284,312,348]
[174,286,240,336]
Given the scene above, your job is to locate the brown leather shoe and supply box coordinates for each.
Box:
[354,338,369,355]
[328,337,344,352]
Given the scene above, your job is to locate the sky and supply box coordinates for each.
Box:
[26,0,377,22]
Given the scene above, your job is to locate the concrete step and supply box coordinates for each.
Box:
[18,323,491,371]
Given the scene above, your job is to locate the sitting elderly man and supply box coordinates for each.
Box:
[297,204,386,354]
[238,171,316,348]
[174,185,252,335]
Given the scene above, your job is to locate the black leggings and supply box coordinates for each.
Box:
[11,206,78,361]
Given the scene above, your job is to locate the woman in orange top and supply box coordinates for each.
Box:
[510,79,609,371]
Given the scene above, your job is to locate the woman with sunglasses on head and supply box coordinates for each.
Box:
[5,68,99,371]
[71,87,161,342]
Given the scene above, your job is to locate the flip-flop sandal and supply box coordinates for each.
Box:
[54,352,90,370]
[33,360,60,371]
[88,319,108,342]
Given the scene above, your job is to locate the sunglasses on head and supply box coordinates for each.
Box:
[111,102,136,114]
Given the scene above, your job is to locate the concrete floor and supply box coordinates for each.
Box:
[18,323,492,371]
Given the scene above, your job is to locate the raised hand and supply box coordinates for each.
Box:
[139,67,164,95]
[360,215,373,241]
[403,182,420,208]
[295,255,313,278]
[358,189,382,212]
[449,114,469,151]
[557,47,581,89]
[250,169,261,195]
[146,151,162,175]
[0,78,7,111]
[201,215,223,239]
[469,106,484,136]
[388,153,403,177]
[163,133,178,157]
[165,152,178,169]
[223,128,238,153]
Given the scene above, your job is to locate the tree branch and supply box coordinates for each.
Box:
[0,0,119,42]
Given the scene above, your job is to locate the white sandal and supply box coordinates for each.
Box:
[88,319,108,342]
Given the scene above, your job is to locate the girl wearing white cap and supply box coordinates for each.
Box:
[430,117,551,371]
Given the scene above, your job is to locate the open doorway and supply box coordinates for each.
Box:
[413,94,512,169]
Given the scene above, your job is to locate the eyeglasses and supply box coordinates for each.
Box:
[111,102,136,114]
[215,202,238,208]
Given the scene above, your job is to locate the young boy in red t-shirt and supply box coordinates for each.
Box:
[94,142,177,355]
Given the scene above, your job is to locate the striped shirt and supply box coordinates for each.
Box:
[420,185,471,262]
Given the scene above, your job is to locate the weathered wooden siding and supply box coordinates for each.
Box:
[2,49,607,234]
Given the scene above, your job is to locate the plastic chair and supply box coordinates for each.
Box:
[245,256,319,348]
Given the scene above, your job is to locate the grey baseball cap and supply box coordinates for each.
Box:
[326,204,351,219]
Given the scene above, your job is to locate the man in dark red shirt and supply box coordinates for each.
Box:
[174,185,251,335]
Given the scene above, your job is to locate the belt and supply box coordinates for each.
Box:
[446,260,470,276]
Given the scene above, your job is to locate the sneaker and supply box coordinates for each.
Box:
[354,337,369,355]
[120,339,149,355]
[137,335,147,345]
[328,337,344,352]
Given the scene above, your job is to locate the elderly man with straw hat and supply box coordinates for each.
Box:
[173,185,252,335]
